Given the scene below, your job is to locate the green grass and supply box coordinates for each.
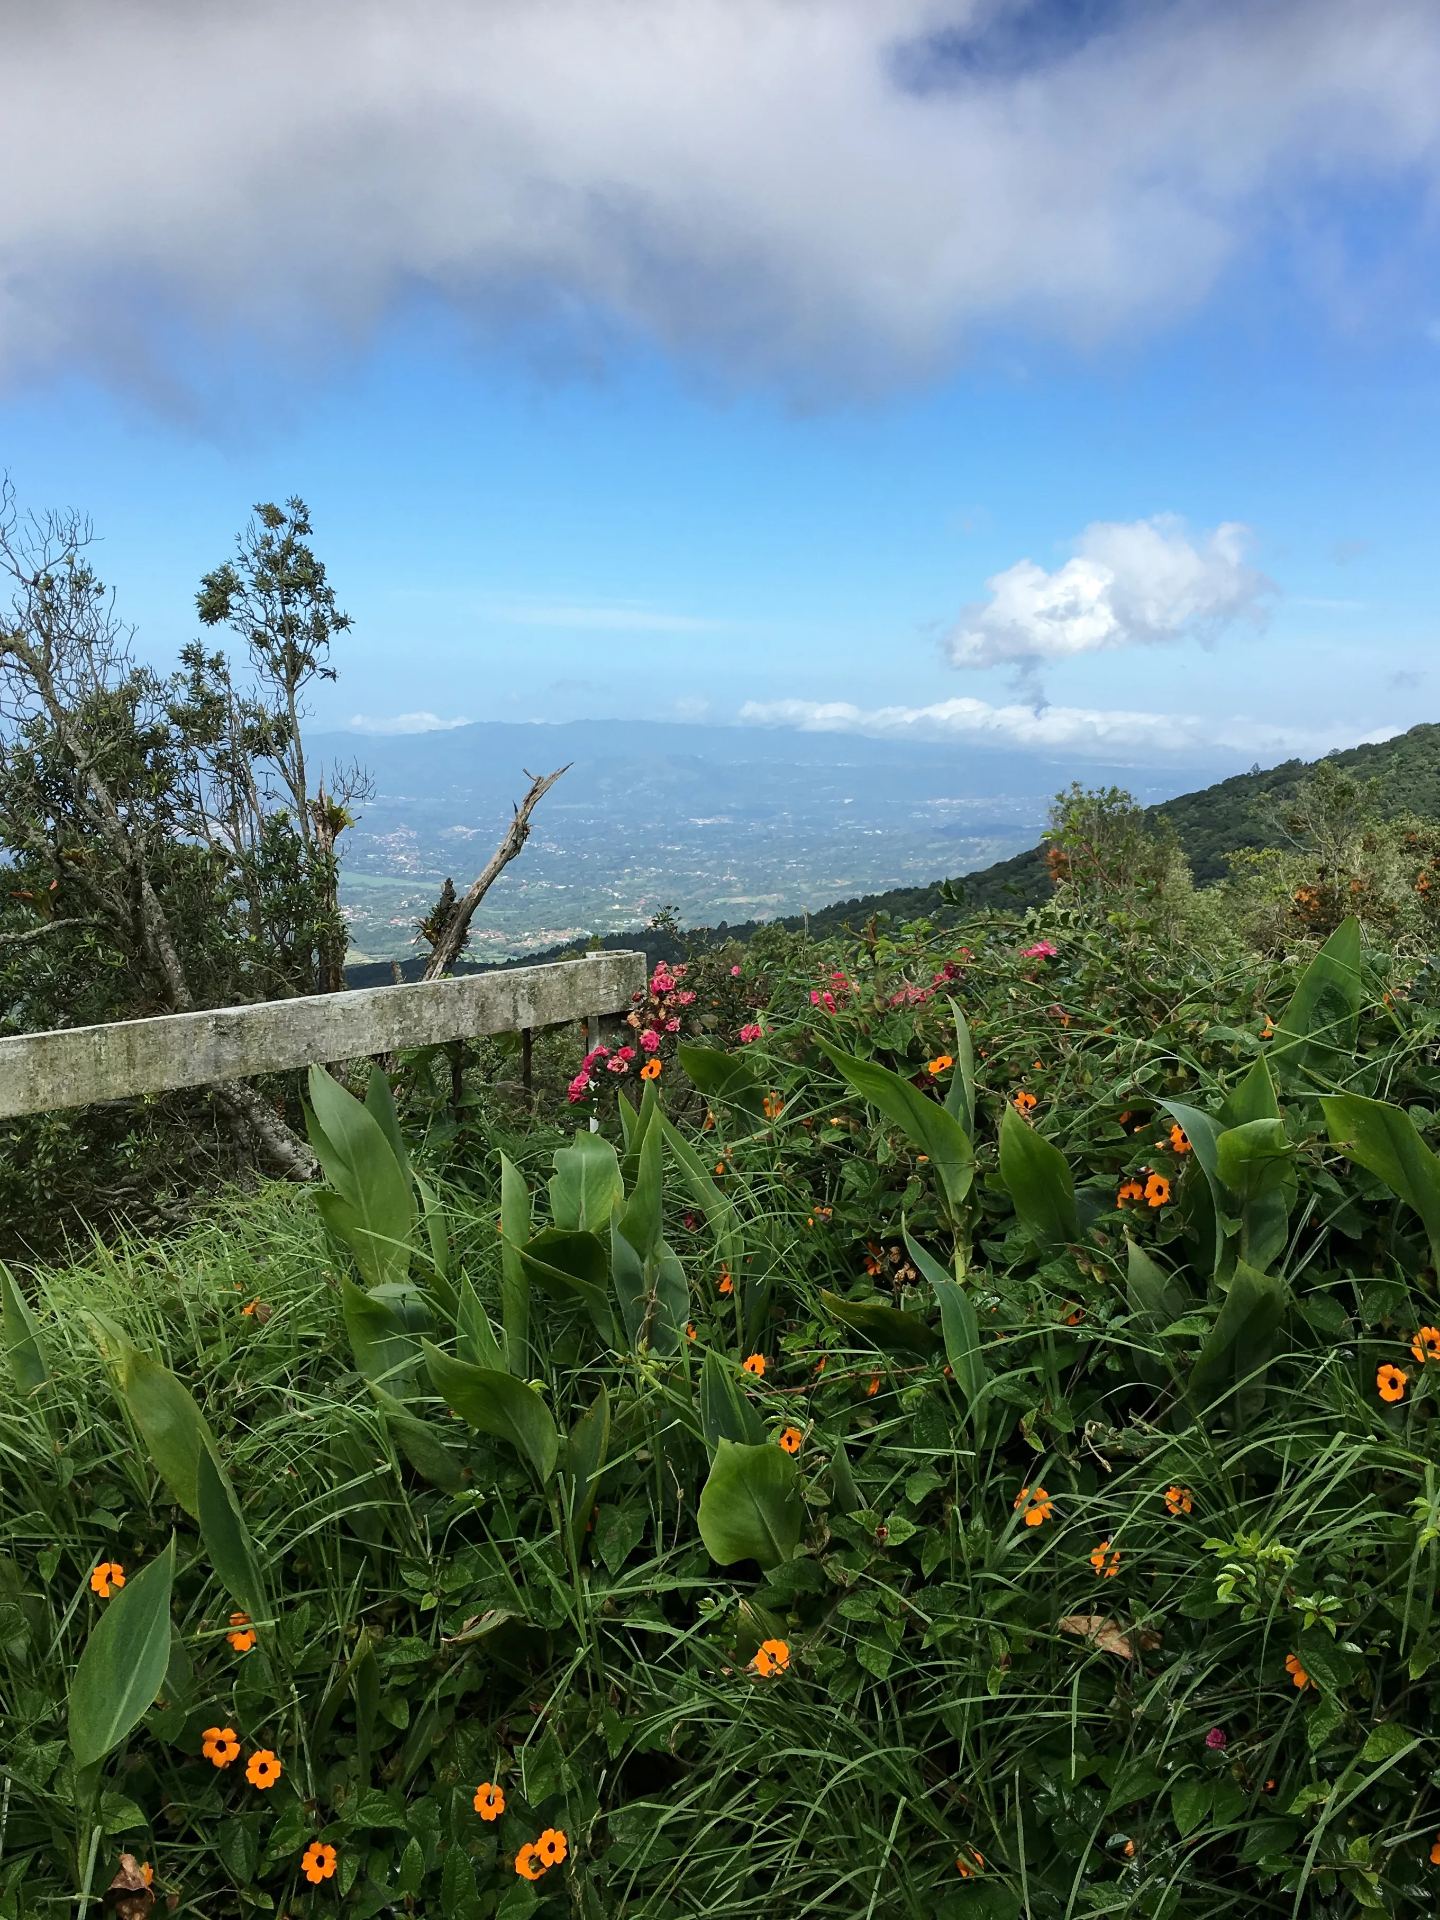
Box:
[5,908,1440,1919]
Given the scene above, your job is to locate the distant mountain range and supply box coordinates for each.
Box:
[342,718,1440,985]
[321,718,1239,966]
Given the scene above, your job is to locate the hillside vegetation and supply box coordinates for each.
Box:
[9,783,1440,1918]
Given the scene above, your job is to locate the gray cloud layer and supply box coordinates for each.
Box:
[3,0,1439,390]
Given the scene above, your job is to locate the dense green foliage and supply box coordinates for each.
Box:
[8,884,1440,1918]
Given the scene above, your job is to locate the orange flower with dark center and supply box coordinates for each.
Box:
[927,1055,953,1076]
[535,1829,568,1869]
[202,1727,240,1768]
[227,1610,257,1652]
[473,1783,505,1821]
[743,1353,766,1377]
[686,1323,697,1341]
[640,1059,662,1081]
[751,1638,790,1677]
[1164,1485,1193,1516]
[1014,1485,1052,1527]
[302,1843,337,1884]
[1285,1653,1313,1690]
[718,1269,734,1295]
[1168,1123,1191,1154]
[1089,1541,1121,1579]
[1377,1363,1409,1403]
[1144,1172,1170,1208]
[515,1846,544,1882]
[1117,1179,1144,1208]
[90,1561,125,1598]
[955,1849,985,1878]
[763,1092,784,1118]
[1411,1326,1440,1365]
[245,1750,282,1789]
[1013,1090,1037,1114]
[778,1426,802,1455]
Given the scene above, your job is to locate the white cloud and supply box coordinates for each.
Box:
[1,2,1439,391]
[347,711,472,734]
[741,695,1400,762]
[945,516,1272,669]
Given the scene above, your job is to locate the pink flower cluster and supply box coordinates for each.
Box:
[931,959,965,985]
[626,963,695,1056]
[739,1023,763,1044]
[810,970,853,1014]
[889,985,933,1008]
[1021,941,1058,960]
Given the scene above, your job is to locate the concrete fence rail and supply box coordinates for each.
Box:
[0,950,647,1119]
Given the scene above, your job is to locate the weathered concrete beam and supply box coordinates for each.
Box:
[0,950,646,1119]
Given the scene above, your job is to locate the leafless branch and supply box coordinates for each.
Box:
[421,765,570,980]
[0,917,91,948]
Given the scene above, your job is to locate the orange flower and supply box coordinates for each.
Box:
[743,1353,766,1377]
[515,1846,544,1882]
[535,1829,568,1869]
[1377,1362,1409,1403]
[1285,1653,1314,1690]
[1431,1834,1440,1866]
[1168,1123,1191,1154]
[927,1055,954,1076]
[685,1323,697,1341]
[640,1058,662,1081]
[245,1750,282,1789]
[1411,1326,1440,1365]
[473,1783,505,1821]
[1014,1485,1052,1527]
[956,1849,985,1878]
[1089,1541,1121,1579]
[1117,1179,1144,1208]
[763,1092,784,1118]
[202,1727,240,1769]
[750,1637,790,1677]
[865,1373,880,1397]
[90,1561,125,1599]
[778,1426,802,1455]
[139,1867,153,1889]
[1164,1485,1193,1516]
[302,1843,337,1885]
[1144,1172,1170,1208]
[1013,1090,1037,1114]
[227,1610,257,1652]
[714,1161,726,1176]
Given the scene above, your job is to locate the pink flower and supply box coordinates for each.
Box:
[613,1046,635,1063]
[665,1017,681,1032]
[606,1056,630,1073]
[730,966,741,977]
[1020,941,1058,959]
[739,1024,762,1044]
[809,991,836,1013]
[651,967,675,993]
[675,990,696,1005]
[673,965,688,978]
[567,1073,592,1104]
[580,1045,610,1070]
[1204,1728,1226,1751]
[639,1029,661,1053]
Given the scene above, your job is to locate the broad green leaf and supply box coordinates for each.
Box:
[422,1341,558,1484]
[1188,1260,1289,1413]
[619,1077,663,1183]
[659,1114,745,1264]
[943,999,976,1138]
[457,1274,506,1371]
[1221,1053,1282,1128]
[1125,1239,1189,1388]
[828,1440,862,1516]
[1322,1092,1440,1271]
[412,1172,456,1304]
[1170,1778,1213,1838]
[998,1104,1078,1253]
[518,1230,614,1342]
[819,1289,941,1355]
[699,1348,766,1450]
[1271,915,1362,1084]
[549,1132,623,1234]
[902,1224,987,1408]
[565,1385,610,1548]
[70,1539,175,1769]
[306,1066,414,1288]
[341,1278,421,1398]
[697,1439,802,1570]
[498,1154,531,1374]
[617,1121,664,1264]
[677,1043,768,1127]
[1360,1722,1414,1763]
[1,1264,49,1396]
[113,1348,216,1520]
[368,1383,467,1495]
[816,1040,974,1220]
[1215,1117,1294,1272]
[196,1443,266,1631]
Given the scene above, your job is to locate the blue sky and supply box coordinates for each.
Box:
[2,1,1438,770]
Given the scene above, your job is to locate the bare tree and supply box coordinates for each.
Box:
[420,766,570,979]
